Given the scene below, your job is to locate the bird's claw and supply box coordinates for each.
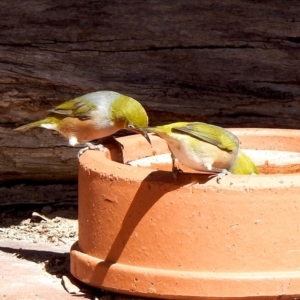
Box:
[172,166,183,183]
[77,142,108,159]
[216,171,229,184]
[208,169,231,184]
[171,154,183,183]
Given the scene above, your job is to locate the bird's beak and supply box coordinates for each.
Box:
[131,128,151,145]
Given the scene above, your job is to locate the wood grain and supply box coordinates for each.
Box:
[1,0,300,204]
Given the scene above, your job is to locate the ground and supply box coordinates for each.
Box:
[0,205,78,246]
[0,205,148,300]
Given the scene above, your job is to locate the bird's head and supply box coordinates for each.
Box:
[110,95,151,144]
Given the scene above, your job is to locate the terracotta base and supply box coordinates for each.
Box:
[71,128,300,299]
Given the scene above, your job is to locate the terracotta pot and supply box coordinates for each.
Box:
[70,128,300,299]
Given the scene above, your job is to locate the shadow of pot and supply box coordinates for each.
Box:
[70,128,300,299]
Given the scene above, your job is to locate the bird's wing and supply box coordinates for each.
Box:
[172,122,239,152]
[49,97,98,119]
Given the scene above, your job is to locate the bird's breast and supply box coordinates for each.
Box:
[167,134,238,172]
[57,117,118,143]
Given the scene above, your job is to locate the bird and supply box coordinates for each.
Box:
[142,122,259,181]
[15,91,151,155]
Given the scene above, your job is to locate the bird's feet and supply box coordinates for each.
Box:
[172,165,183,183]
[77,142,108,158]
[209,169,231,183]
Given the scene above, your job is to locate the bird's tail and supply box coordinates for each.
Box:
[14,116,57,131]
[230,151,259,175]
[14,120,44,131]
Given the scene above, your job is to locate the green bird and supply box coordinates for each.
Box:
[15,91,151,155]
[143,122,259,181]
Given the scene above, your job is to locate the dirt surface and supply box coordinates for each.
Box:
[0,205,149,299]
[0,205,80,294]
[0,205,78,246]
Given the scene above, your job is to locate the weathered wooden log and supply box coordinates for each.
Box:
[1,0,300,204]
[0,183,78,207]
[1,127,78,182]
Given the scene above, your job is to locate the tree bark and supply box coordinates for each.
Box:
[1,0,300,204]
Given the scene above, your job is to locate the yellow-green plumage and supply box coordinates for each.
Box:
[15,91,150,146]
[143,122,259,176]
[110,95,149,128]
[230,151,259,175]
[49,97,98,118]
[171,122,239,151]
[14,115,64,131]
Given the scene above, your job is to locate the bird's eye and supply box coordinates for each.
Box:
[128,124,135,129]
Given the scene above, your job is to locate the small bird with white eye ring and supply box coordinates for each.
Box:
[141,122,259,182]
[14,90,151,156]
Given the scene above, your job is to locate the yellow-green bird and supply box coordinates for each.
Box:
[143,122,259,181]
[15,91,151,155]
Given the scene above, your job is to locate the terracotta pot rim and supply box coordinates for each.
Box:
[83,144,300,188]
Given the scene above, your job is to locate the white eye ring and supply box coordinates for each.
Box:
[128,124,135,129]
